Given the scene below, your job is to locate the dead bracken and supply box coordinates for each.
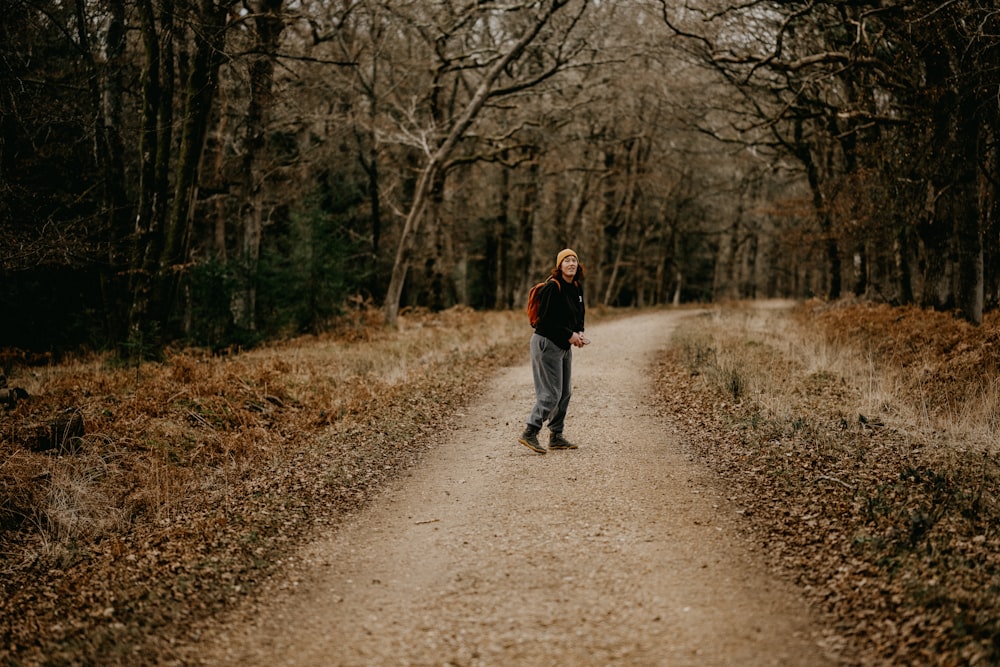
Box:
[660,301,1000,665]
[2,302,999,665]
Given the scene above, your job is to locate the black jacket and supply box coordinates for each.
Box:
[534,275,585,350]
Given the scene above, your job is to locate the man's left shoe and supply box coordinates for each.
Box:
[519,428,546,454]
[548,433,578,450]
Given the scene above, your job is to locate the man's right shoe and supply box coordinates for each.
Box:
[548,432,578,450]
[518,429,546,454]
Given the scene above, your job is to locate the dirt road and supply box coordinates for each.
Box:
[195,311,833,666]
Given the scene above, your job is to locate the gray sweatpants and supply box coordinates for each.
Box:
[526,333,573,434]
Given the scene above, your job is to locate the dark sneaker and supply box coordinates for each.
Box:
[518,429,546,454]
[549,433,578,450]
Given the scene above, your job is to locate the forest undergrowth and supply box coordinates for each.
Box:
[657,300,1000,666]
[0,306,529,666]
[2,301,999,665]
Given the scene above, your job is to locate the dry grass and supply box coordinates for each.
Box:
[8,299,995,665]
[809,302,1000,448]
[0,305,530,665]
[661,300,1000,665]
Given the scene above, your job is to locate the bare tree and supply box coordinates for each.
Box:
[656,0,1000,323]
[380,0,586,326]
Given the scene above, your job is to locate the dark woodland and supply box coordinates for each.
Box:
[3,0,999,353]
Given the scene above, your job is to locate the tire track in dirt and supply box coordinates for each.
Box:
[193,310,834,666]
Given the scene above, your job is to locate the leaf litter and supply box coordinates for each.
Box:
[656,301,1000,666]
[3,301,999,665]
[1,306,525,666]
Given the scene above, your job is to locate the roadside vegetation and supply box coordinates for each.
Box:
[0,307,528,665]
[660,301,1000,665]
[3,301,999,665]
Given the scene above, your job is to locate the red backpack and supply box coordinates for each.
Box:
[527,278,560,327]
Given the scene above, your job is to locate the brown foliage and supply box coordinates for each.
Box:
[659,302,1000,665]
[0,307,526,665]
[809,301,1000,416]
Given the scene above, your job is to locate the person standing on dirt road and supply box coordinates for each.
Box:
[519,248,588,455]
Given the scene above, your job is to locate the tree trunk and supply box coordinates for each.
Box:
[518,162,540,302]
[562,168,592,246]
[99,0,129,341]
[951,117,983,325]
[714,216,740,302]
[985,126,1000,310]
[129,0,164,341]
[852,243,867,297]
[489,165,511,310]
[350,8,385,299]
[922,46,981,323]
[157,0,229,333]
[363,121,381,296]
[918,196,952,311]
[953,211,983,325]
[894,222,914,305]
[232,0,285,332]
[742,230,758,299]
[426,170,451,310]
[603,140,641,306]
[794,120,841,300]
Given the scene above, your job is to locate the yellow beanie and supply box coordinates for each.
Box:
[555,248,578,271]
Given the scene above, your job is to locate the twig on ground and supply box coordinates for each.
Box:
[815,474,854,490]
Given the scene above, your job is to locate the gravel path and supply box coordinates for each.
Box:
[196,310,833,666]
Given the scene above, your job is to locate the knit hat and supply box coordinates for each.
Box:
[555,248,578,271]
